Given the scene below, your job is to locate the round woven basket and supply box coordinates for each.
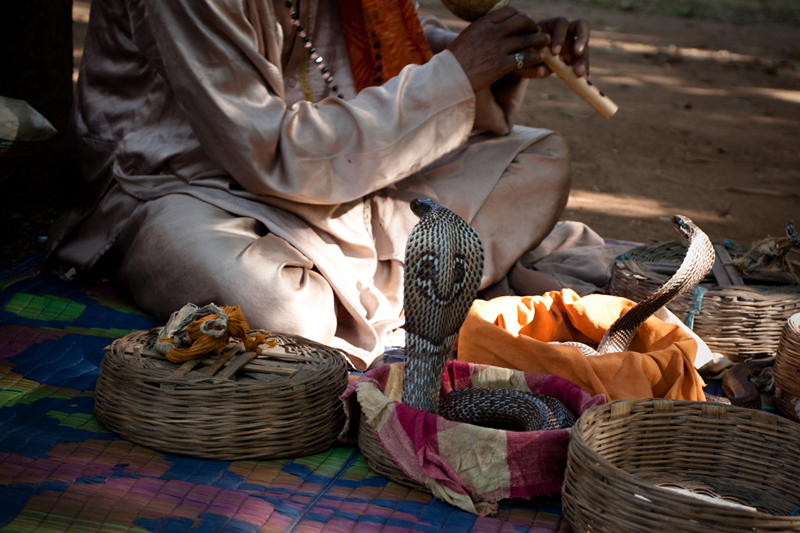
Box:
[349,361,604,500]
[609,241,800,362]
[357,413,423,490]
[774,313,800,422]
[563,399,800,533]
[95,328,349,461]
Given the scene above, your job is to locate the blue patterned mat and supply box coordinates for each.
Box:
[0,254,573,532]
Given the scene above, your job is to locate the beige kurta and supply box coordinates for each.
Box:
[48,0,568,367]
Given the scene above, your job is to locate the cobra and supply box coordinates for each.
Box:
[400,199,715,431]
[565,214,716,356]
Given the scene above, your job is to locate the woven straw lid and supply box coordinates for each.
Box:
[609,240,800,362]
[95,327,349,461]
[563,399,800,532]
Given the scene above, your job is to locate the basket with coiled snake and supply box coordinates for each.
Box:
[400,198,718,432]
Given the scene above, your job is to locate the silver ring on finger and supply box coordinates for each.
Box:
[514,52,525,69]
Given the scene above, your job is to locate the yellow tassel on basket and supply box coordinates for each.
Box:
[160,305,267,363]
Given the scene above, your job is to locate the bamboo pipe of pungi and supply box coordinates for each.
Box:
[440,0,619,119]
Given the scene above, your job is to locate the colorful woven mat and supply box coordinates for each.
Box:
[0,254,573,532]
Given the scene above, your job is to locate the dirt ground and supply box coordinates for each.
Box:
[4,1,797,268]
[419,0,800,245]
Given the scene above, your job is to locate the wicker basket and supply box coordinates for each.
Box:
[357,412,423,490]
[348,361,606,506]
[609,241,800,362]
[775,313,800,422]
[563,399,800,533]
[95,328,349,460]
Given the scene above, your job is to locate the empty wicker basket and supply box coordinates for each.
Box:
[563,399,800,533]
[775,313,800,422]
[609,240,800,362]
[95,328,349,460]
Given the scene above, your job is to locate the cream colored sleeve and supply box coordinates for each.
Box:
[420,14,530,136]
[142,0,478,205]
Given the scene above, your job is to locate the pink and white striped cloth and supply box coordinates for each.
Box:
[340,360,606,515]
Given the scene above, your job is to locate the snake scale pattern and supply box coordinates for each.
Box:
[401,198,485,415]
[401,199,715,431]
[563,214,716,356]
[439,388,576,431]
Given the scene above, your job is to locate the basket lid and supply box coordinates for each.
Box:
[104,327,348,387]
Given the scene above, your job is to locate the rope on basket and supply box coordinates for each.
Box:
[154,303,268,363]
[684,285,706,330]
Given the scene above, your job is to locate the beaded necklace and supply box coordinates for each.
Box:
[284,0,344,99]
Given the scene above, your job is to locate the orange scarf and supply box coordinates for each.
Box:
[456,290,708,402]
[337,0,433,93]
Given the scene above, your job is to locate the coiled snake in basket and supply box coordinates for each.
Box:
[401,199,716,431]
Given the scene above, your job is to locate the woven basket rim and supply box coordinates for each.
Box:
[616,240,800,293]
[570,398,800,520]
[95,327,349,460]
[610,243,800,362]
[103,327,345,386]
[353,361,602,493]
[775,312,800,420]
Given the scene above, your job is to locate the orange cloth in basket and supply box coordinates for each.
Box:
[456,289,707,401]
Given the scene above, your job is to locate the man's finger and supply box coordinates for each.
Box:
[571,47,590,77]
[530,64,551,79]
[485,5,520,23]
[570,19,591,56]
[546,17,569,55]
[497,12,540,38]
[504,32,549,55]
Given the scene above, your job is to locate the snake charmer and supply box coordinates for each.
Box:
[46,0,594,369]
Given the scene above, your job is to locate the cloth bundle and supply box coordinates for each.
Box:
[340,360,605,515]
[457,289,714,402]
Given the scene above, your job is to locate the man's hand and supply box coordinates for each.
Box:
[447,7,551,93]
[447,8,591,92]
[522,17,591,79]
